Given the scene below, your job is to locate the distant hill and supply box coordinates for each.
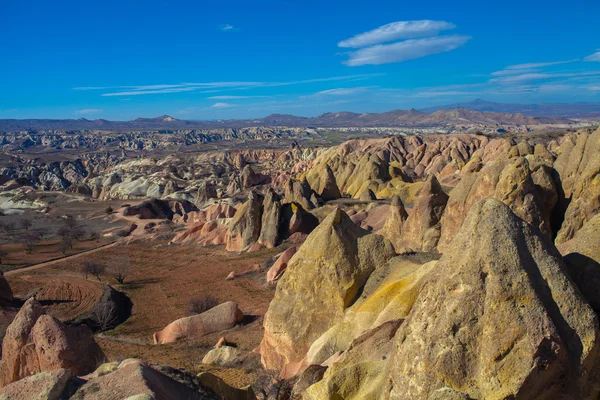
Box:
[421,99,600,118]
[0,108,576,132]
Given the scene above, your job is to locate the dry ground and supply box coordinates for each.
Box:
[6,240,279,387]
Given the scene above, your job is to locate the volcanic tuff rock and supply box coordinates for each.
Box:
[153,301,244,344]
[558,214,600,314]
[0,298,105,387]
[260,208,396,376]
[379,195,408,253]
[399,175,448,252]
[266,246,297,283]
[225,191,263,251]
[0,369,72,400]
[284,178,318,210]
[71,359,218,400]
[383,199,600,400]
[554,128,600,243]
[438,155,555,251]
[257,188,281,248]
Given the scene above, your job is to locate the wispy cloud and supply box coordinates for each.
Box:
[78,74,383,97]
[338,20,455,48]
[74,108,103,115]
[211,102,232,108]
[491,59,579,76]
[344,35,470,66]
[219,24,237,32]
[207,95,268,100]
[584,51,600,62]
[489,71,600,85]
[314,87,374,96]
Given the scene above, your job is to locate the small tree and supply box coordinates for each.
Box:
[111,262,130,284]
[36,227,50,241]
[91,301,118,331]
[0,249,7,264]
[20,219,33,231]
[64,216,78,229]
[58,239,71,255]
[23,233,38,254]
[82,261,105,282]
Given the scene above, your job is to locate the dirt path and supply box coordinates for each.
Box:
[5,241,118,276]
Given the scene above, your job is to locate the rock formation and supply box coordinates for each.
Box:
[0,298,105,387]
[284,178,317,210]
[0,369,72,400]
[257,188,281,248]
[225,192,263,251]
[153,301,244,344]
[399,175,448,252]
[554,128,600,243]
[379,196,408,252]
[266,246,297,283]
[383,199,599,399]
[260,208,396,377]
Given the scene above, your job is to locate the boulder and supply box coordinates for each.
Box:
[153,301,244,344]
[72,359,218,400]
[257,189,281,248]
[0,298,105,387]
[201,345,242,366]
[400,175,448,252]
[72,285,132,332]
[266,246,297,283]
[0,369,71,400]
[225,192,263,252]
[379,195,408,252]
[197,372,256,400]
[260,208,396,377]
[383,199,599,400]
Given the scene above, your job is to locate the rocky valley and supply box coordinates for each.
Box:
[0,115,598,400]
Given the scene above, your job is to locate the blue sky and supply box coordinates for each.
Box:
[1,0,600,120]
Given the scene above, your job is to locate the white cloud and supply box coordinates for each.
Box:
[102,88,196,96]
[584,51,600,62]
[219,24,237,32]
[489,71,600,85]
[80,74,384,97]
[505,60,579,70]
[211,102,232,108]
[344,35,470,66]
[338,20,455,48]
[74,108,103,115]
[207,95,267,100]
[314,87,374,96]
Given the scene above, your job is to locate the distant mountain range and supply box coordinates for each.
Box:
[420,99,600,117]
[1,100,597,131]
[0,110,570,131]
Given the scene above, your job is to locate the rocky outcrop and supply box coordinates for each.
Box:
[383,199,600,400]
[0,274,13,305]
[438,156,554,251]
[240,165,259,188]
[72,358,218,400]
[195,181,218,207]
[123,198,197,220]
[379,196,408,252]
[266,246,297,284]
[153,301,244,344]
[260,208,396,377]
[257,189,281,249]
[225,192,263,252]
[554,128,600,243]
[558,214,600,314]
[0,369,72,400]
[0,298,105,387]
[284,178,318,210]
[201,345,242,366]
[399,175,448,252]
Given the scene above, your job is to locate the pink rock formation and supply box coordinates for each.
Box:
[267,246,298,283]
[153,301,244,344]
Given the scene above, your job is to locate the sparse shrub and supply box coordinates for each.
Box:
[105,206,113,214]
[91,301,118,332]
[81,261,105,281]
[0,249,7,264]
[58,239,71,255]
[88,231,99,241]
[186,295,219,316]
[23,233,38,254]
